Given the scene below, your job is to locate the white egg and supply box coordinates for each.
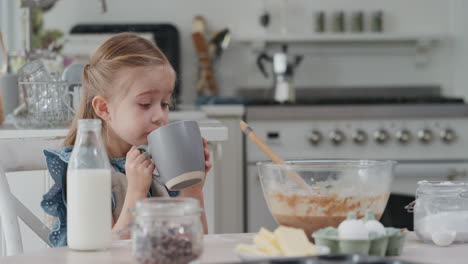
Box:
[431,230,456,247]
[338,219,369,240]
[364,220,386,236]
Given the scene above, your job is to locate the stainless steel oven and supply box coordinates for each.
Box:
[243,88,468,232]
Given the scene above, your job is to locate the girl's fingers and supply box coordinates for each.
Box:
[202,137,207,148]
[134,153,148,164]
[142,159,152,168]
[127,146,140,159]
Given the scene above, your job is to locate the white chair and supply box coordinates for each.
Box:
[0,136,63,256]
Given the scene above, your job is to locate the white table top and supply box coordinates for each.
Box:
[1,232,467,264]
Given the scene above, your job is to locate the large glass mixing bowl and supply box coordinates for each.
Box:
[257,160,396,236]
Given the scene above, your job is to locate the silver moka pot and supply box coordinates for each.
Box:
[256,45,303,103]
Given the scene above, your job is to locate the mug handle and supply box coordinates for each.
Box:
[137,145,161,179]
[137,145,152,159]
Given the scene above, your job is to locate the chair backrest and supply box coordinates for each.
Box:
[0,136,64,256]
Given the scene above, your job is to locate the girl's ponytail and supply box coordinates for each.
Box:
[63,64,100,146]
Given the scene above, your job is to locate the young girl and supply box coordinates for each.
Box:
[40,33,211,247]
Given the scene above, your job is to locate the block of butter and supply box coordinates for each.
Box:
[236,225,319,257]
[235,243,267,256]
[274,226,319,256]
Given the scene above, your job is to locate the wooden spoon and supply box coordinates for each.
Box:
[240,120,311,192]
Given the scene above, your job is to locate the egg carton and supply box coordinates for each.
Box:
[312,227,408,257]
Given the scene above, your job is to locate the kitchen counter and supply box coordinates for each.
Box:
[1,232,466,263]
[0,113,228,142]
[200,104,245,117]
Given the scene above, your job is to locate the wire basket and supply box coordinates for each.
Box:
[14,81,77,128]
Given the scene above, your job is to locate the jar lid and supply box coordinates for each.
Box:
[134,197,202,217]
[417,180,468,196]
[417,180,468,187]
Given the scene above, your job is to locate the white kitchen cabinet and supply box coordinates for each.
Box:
[202,105,246,233]
[246,164,278,232]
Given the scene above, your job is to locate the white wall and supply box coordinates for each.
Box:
[449,0,468,100]
[31,0,468,103]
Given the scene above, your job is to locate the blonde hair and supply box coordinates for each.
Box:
[63,32,172,146]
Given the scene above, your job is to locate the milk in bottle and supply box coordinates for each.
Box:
[67,119,112,250]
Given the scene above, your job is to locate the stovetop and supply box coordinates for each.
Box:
[233,86,466,106]
[243,96,465,106]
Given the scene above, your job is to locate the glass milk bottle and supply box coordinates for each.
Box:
[67,119,112,250]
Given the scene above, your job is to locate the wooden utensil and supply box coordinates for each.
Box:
[209,28,230,61]
[191,16,218,95]
[239,120,311,192]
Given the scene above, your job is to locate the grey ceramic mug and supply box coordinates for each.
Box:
[137,120,205,191]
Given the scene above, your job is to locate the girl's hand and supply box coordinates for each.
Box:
[203,137,212,174]
[179,138,211,234]
[184,137,211,194]
[125,146,155,197]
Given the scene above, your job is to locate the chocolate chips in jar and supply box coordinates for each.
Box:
[131,198,204,264]
[133,223,202,264]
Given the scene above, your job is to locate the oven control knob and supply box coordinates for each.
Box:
[396,130,412,144]
[307,130,322,145]
[374,129,390,144]
[440,129,456,143]
[352,130,367,144]
[418,129,433,144]
[329,130,345,145]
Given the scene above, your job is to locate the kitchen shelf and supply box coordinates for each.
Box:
[237,33,446,50]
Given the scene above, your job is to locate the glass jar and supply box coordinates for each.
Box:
[333,10,345,33]
[314,11,326,33]
[371,10,384,33]
[131,197,204,264]
[351,11,364,33]
[411,181,468,244]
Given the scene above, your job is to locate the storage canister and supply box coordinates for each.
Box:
[131,197,204,264]
[407,181,468,245]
